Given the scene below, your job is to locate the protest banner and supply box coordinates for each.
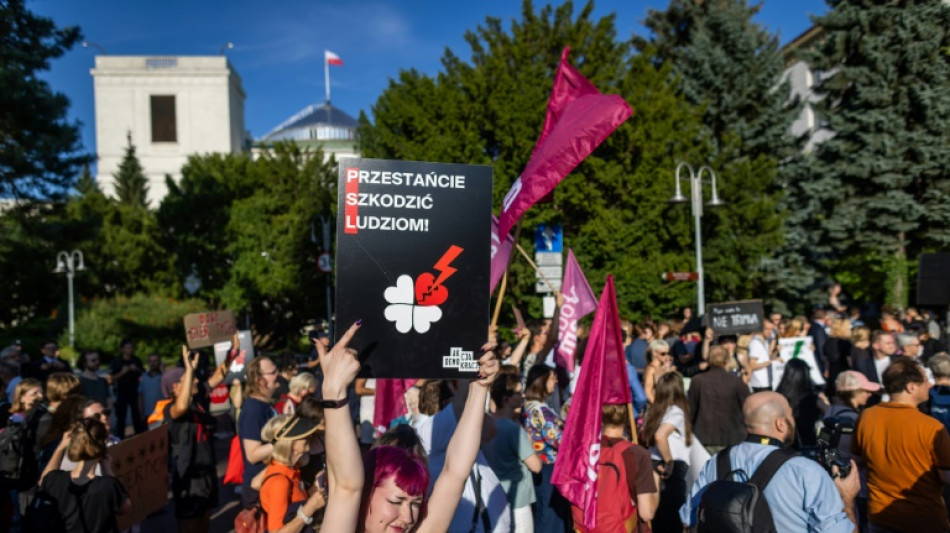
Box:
[776,336,825,386]
[706,300,765,336]
[336,158,492,378]
[111,425,169,530]
[555,249,598,373]
[183,310,236,349]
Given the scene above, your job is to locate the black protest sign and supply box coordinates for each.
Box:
[706,300,765,335]
[336,158,492,378]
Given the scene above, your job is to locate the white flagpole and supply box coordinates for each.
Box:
[324,51,330,104]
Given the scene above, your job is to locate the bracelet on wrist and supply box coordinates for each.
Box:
[296,507,314,525]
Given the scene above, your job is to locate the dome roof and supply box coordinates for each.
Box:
[261,102,357,143]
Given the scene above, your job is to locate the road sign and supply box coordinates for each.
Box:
[535,252,563,267]
[317,252,333,273]
[661,271,699,282]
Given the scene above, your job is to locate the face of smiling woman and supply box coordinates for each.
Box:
[364,477,423,533]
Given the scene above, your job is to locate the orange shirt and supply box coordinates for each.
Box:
[853,402,950,531]
[260,462,308,532]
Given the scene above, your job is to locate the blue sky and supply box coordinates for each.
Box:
[30,0,828,159]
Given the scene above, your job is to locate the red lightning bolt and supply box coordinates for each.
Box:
[431,245,464,287]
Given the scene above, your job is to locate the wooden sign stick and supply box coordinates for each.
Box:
[515,243,557,293]
[491,221,523,328]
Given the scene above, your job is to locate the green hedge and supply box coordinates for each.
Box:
[63,294,209,365]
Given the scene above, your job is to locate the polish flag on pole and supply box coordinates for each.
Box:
[555,249,598,373]
[325,50,344,66]
[552,275,631,530]
[496,47,633,238]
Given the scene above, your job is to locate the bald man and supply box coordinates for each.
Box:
[680,392,860,533]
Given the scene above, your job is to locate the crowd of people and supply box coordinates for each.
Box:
[1,289,949,532]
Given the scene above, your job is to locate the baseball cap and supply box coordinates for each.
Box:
[836,370,882,393]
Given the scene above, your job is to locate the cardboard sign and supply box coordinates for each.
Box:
[336,158,492,378]
[110,425,169,530]
[183,310,237,348]
[706,300,765,335]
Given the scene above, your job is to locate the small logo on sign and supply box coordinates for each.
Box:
[442,347,477,372]
[383,245,463,334]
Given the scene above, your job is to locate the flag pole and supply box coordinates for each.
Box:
[627,403,638,444]
[324,51,330,104]
[516,243,556,293]
[491,221,522,328]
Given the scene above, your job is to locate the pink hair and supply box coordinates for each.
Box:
[360,445,430,527]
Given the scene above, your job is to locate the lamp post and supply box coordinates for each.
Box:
[669,163,725,315]
[312,215,334,339]
[81,41,107,54]
[54,250,86,347]
[220,42,234,55]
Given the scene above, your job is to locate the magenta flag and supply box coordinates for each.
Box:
[497,48,633,238]
[555,249,598,373]
[373,378,417,430]
[490,216,514,294]
[552,275,631,529]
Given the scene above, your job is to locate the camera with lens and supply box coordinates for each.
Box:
[803,416,854,478]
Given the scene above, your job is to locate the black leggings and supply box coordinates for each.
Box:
[652,459,689,533]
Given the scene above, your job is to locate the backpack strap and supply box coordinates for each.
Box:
[748,448,797,492]
[715,445,734,481]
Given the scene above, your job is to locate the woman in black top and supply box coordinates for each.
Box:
[39,418,131,533]
[165,347,220,533]
[776,359,823,448]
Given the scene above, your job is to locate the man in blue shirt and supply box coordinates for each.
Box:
[680,391,859,533]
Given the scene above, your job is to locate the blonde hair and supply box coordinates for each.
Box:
[783,318,805,338]
[852,326,871,344]
[830,317,852,339]
[10,378,42,413]
[46,372,80,404]
[289,372,317,397]
[261,415,298,466]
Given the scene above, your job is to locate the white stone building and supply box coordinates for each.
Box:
[91,56,249,206]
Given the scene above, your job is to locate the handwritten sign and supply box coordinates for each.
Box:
[110,425,169,530]
[706,300,765,335]
[183,310,236,348]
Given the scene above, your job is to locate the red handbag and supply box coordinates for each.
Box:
[223,435,244,485]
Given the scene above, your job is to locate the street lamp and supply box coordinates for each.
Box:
[220,42,234,55]
[669,162,725,315]
[54,250,86,347]
[82,41,107,54]
[312,215,334,339]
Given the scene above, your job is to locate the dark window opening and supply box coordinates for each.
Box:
[151,95,177,142]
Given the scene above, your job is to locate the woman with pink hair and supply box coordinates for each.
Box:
[315,321,499,533]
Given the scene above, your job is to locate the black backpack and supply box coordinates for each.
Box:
[0,418,38,490]
[697,445,796,533]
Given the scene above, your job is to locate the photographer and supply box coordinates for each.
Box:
[680,391,859,532]
[852,358,950,532]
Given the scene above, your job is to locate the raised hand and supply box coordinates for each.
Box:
[472,343,499,390]
[316,321,362,399]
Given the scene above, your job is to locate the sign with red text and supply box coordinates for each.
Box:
[183,310,237,349]
[336,158,492,378]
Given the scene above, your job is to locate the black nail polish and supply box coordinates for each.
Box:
[356,319,362,326]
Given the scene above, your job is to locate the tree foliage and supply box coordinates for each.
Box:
[0,0,88,201]
[804,0,950,308]
[113,132,150,209]
[637,0,799,312]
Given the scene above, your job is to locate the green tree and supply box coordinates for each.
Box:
[638,0,800,312]
[113,132,150,208]
[0,0,88,200]
[158,142,336,348]
[360,0,721,320]
[806,0,950,308]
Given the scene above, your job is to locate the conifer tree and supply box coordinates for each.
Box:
[638,0,802,311]
[75,164,98,196]
[113,132,150,208]
[806,0,950,308]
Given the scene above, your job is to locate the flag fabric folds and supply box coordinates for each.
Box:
[373,378,416,430]
[325,50,343,66]
[555,249,598,373]
[497,47,633,238]
[552,275,631,529]
[490,216,515,293]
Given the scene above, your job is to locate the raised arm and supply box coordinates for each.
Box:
[169,346,196,420]
[317,322,364,533]
[418,348,499,533]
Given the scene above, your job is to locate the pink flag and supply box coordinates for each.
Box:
[497,48,633,238]
[373,378,416,430]
[555,249,598,373]
[552,275,631,530]
[490,216,514,293]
